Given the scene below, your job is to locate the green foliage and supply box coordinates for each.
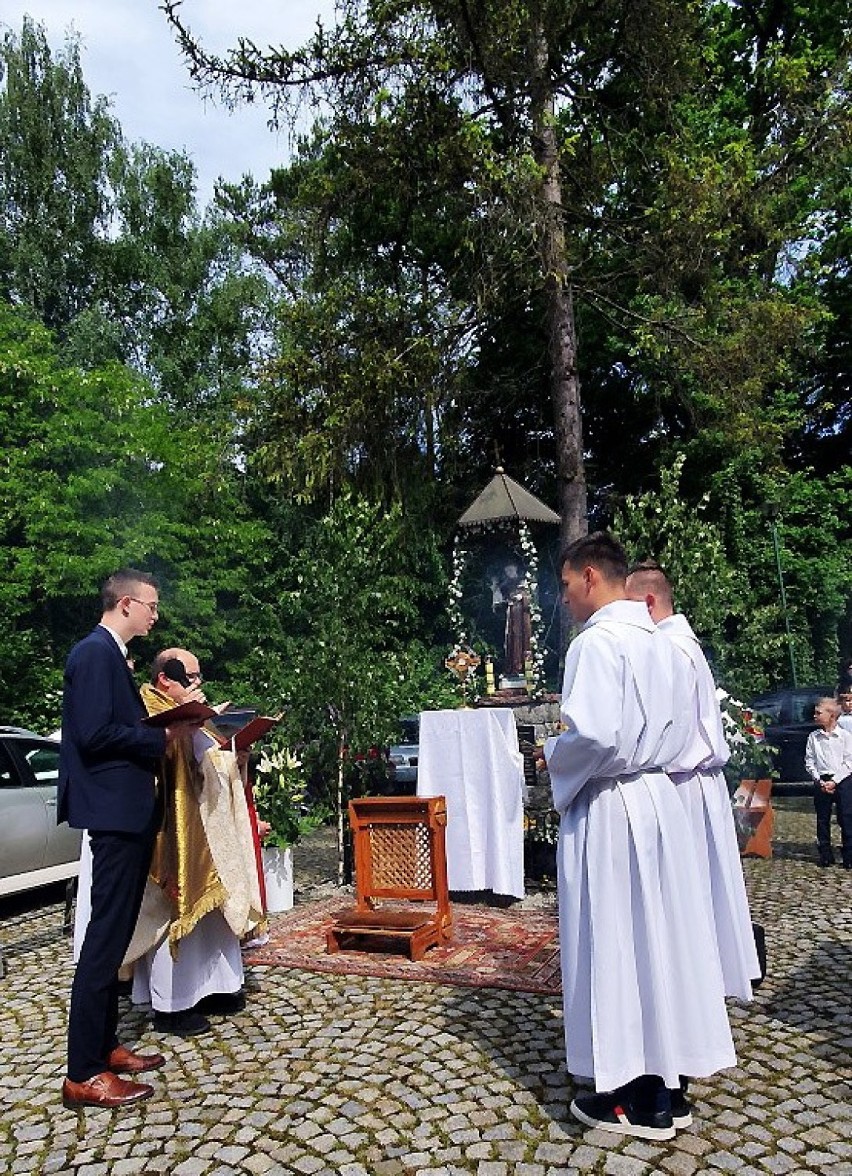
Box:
[274,493,447,747]
[0,299,275,726]
[718,693,779,788]
[614,454,736,652]
[614,453,852,697]
[0,18,119,330]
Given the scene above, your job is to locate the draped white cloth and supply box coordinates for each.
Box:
[417,707,526,898]
[131,729,251,1011]
[545,600,736,1092]
[659,612,761,999]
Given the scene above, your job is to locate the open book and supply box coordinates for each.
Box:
[211,713,284,753]
[141,699,219,727]
[142,699,282,751]
[206,708,257,740]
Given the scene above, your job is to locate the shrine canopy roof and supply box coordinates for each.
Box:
[458,469,560,527]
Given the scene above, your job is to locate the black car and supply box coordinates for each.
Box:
[747,686,835,783]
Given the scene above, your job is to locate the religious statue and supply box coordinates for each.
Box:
[505,584,532,676]
[491,560,532,677]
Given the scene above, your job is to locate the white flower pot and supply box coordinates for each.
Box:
[262,845,294,913]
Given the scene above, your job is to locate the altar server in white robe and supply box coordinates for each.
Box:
[626,562,761,1000]
[545,533,736,1142]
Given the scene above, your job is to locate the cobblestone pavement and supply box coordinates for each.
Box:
[1,801,850,1175]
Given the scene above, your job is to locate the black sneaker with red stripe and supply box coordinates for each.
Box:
[570,1092,676,1141]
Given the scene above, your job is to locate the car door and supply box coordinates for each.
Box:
[4,738,79,870]
[0,738,51,880]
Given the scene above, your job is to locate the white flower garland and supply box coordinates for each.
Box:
[448,533,469,644]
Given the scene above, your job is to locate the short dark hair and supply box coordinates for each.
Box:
[625,561,674,609]
[560,532,627,582]
[627,558,666,577]
[101,568,158,612]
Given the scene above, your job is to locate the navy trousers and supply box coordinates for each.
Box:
[67,818,158,1081]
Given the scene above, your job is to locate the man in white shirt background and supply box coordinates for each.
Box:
[836,691,852,734]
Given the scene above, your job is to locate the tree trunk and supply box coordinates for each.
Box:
[530,28,587,556]
[530,26,587,660]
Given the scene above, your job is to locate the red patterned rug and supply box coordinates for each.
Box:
[243,896,562,995]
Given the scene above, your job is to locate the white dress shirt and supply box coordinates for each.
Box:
[805,725,852,782]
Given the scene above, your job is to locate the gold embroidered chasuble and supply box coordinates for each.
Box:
[140,684,265,957]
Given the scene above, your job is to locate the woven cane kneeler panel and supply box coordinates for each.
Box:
[328,795,451,960]
[369,823,432,891]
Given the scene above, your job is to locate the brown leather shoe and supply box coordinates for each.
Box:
[107,1044,166,1074]
[62,1071,154,1109]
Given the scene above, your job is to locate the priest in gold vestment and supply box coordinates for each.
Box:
[130,649,265,1037]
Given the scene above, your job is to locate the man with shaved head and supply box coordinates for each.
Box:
[625,561,761,999]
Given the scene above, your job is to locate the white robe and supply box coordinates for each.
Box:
[132,910,243,1012]
[545,599,736,1092]
[132,730,250,1012]
[659,613,760,999]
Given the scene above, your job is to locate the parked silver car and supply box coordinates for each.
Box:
[387,716,420,794]
[0,726,81,897]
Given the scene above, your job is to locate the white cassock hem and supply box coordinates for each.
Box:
[558,773,737,1093]
[132,910,243,1013]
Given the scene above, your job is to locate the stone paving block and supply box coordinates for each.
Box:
[172,1161,212,1176]
[1,804,849,1176]
[803,1151,848,1170]
[466,1141,496,1160]
[533,1140,579,1165]
[434,1146,464,1163]
[659,1152,703,1176]
[289,1156,326,1174]
[760,1154,800,1174]
[702,1151,741,1171]
[601,1153,653,1176]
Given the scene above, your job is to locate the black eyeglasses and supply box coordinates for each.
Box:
[185,671,203,683]
[128,597,159,616]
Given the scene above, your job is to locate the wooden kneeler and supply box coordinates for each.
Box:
[733,778,774,859]
[327,795,452,961]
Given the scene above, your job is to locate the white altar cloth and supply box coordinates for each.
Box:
[416,707,526,898]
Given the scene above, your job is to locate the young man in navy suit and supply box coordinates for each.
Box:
[59,568,197,1109]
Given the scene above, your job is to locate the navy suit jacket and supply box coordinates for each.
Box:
[58,626,167,833]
